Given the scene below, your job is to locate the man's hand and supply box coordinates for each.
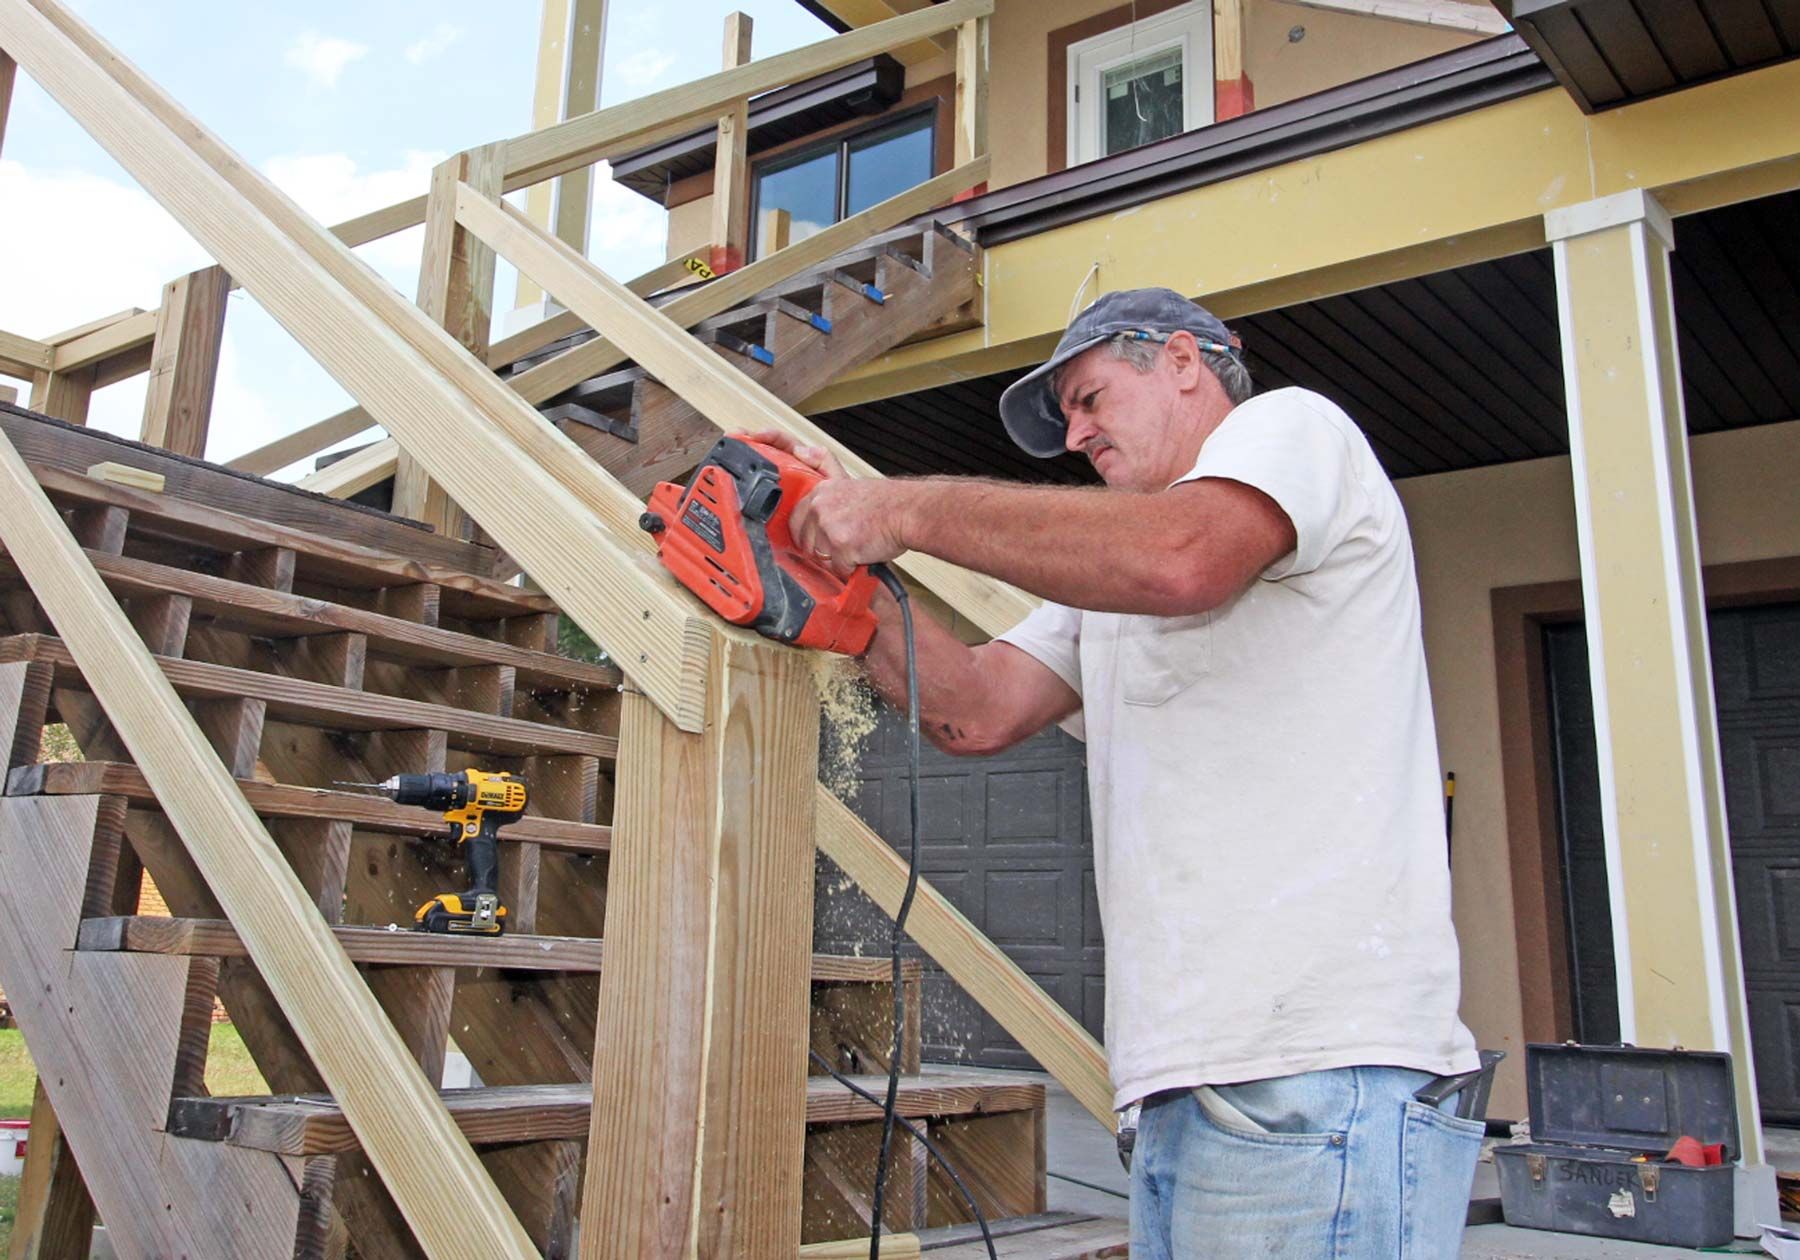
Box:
[738,430,912,569]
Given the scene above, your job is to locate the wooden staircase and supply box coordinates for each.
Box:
[334,220,981,511]
[0,404,1049,1257]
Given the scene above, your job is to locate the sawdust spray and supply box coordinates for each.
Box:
[811,652,879,802]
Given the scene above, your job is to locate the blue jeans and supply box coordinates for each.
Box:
[1129,1066,1483,1259]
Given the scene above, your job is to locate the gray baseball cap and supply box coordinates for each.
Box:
[998,287,1243,458]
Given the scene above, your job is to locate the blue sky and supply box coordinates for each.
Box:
[0,0,830,474]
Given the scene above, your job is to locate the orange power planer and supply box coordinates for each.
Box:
[639,436,883,655]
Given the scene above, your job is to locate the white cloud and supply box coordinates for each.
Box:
[286,31,369,90]
[614,48,677,91]
[405,24,463,66]
[587,161,669,278]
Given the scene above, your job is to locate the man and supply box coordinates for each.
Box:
[751,287,1482,1258]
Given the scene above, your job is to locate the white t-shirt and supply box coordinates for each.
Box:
[998,387,1478,1109]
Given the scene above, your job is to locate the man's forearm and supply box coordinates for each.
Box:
[859,587,1000,751]
[891,477,1214,614]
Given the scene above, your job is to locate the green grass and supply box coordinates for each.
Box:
[204,1023,268,1097]
[0,1030,36,1120]
[0,1172,18,1252]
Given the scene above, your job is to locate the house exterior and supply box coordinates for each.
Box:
[612,0,1800,1209]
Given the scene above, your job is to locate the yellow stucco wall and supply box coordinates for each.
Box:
[1397,417,1800,1118]
[659,0,1485,257]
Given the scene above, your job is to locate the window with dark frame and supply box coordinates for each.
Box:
[749,109,935,261]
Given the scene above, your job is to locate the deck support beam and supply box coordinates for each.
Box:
[1547,187,1775,1228]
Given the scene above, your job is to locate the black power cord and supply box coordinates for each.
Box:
[809,1051,998,1260]
[858,565,995,1260]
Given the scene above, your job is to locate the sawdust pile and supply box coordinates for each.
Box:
[811,653,878,803]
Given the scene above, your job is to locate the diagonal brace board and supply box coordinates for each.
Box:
[453,184,1036,639]
[5,0,720,733]
[0,422,536,1253]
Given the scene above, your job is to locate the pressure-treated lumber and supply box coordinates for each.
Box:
[814,789,1114,1128]
[586,639,820,1259]
[392,145,502,536]
[0,49,12,157]
[8,0,718,733]
[48,309,156,373]
[7,1082,95,1260]
[78,915,607,972]
[26,365,92,426]
[0,790,309,1256]
[501,0,990,190]
[711,13,754,273]
[800,1236,921,1260]
[0,330,52,378]
[139,264,229,458]
[170,1073,1041,1155]
[0,407,535,1258]
[457,186,1034,639]
[0,632,615,759]
[954,17,988,169]
[223,403,374,477]
[10,759,614,851]
[43,306,143,345]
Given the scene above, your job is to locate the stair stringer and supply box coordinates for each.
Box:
[0,789,304,1259]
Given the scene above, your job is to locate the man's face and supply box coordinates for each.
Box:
[1056,340,1193,493]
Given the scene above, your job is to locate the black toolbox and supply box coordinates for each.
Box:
[1493,1043,1738,1248]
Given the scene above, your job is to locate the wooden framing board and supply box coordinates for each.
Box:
[814,789,1114,1128]
[1,633,616,759]
[954,17,988,170]
[0,547,619,689]
[455,185,1034,639]
[171,1074,1038,1156]
[0,789,307,1257]
[4,411,491,577]
[6,0,719,733]
[11,759,614,852]
[0,408,535,1256]
[0,49,12,157]
[139,265,229,458]
[0,330,52,379]
[48,309,156,373]
[78,915,607,972]
[392,145,502,536]
[586,637,821,1259]
[711,12,753,273]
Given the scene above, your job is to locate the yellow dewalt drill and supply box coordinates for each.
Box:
[341,770,526,935]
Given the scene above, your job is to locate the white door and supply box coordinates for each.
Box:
[1067,0,1214,167]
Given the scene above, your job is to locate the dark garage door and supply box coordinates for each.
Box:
[814,708,1098,1068]
[1546,602,1800,1123]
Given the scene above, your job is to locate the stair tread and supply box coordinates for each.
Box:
[1,632,614,760]
[168,1068,1043,1155]
[0,547,620,692]
[9,762,613,852]
[27,460,542,621]
[77,915,922,986]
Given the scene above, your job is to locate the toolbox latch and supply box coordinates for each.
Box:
[1639,1164,1660,1202]
[1526,1153,1547,1187]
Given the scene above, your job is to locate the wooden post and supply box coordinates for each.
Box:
[584,637,820,1258]
[140,264,230,457]
[0,50,14,158]
[952,16,988,199]
[710,13,753,274]
[514,0,606,313]
[1213,0,1254,120]
[391,144,503,539]
[27,366,94,426]
[7,1082,96,1260]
